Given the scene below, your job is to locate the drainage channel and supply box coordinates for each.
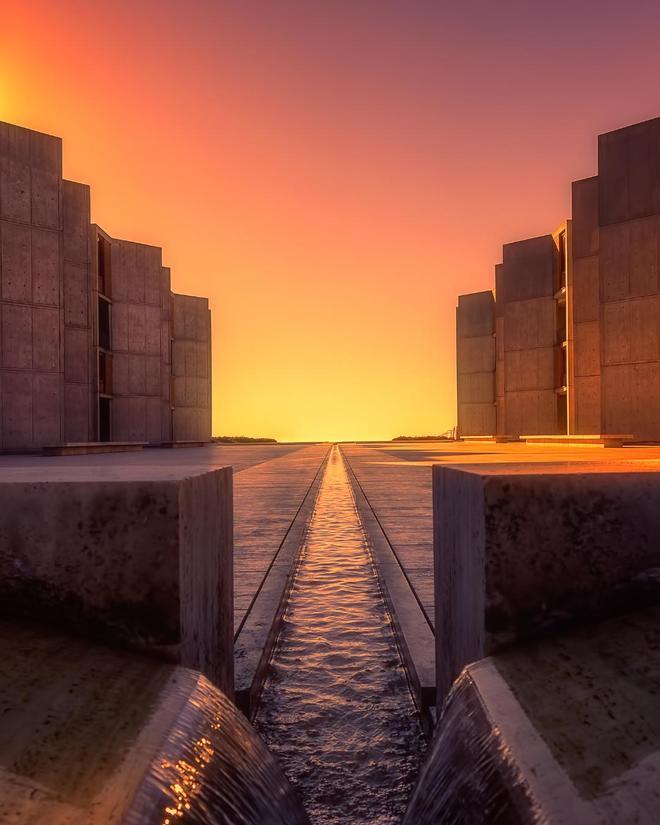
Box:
[254,445,425,825]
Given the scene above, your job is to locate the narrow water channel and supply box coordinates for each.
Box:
[255,446,425,825]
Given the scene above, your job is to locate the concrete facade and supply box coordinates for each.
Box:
[456,114,660,441]
[0,121,212,451]
[455,291,496,437]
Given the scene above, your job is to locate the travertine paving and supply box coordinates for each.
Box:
[342,439,660,633]
[234,444,330,632]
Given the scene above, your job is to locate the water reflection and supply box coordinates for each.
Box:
[255,446,425,825]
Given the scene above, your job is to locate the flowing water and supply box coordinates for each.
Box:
[255,446,425,825]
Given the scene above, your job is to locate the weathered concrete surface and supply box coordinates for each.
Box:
[0,460,233,694]
[434,461,660,702]
[456,291,496,437]
[0,620,309,825]
[405,608,660,825]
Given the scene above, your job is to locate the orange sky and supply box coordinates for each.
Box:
[3,0,660,441]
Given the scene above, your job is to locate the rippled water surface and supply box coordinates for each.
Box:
[255,446,425,825]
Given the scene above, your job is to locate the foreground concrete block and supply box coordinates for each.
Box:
[0,465,233,694]
[405,607,660,825]
[0,620,308,825]
[433,464,660,702]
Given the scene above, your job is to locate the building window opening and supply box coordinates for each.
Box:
[558,230,568,290]
[99,351,112,395]
[99,397,111,442]
[98,236,111,296]
[556,303,567,344]
[98,297,111,351]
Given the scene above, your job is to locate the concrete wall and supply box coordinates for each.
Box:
[433,463,660,703]
[172,293,212,442]
[500,235,560,436]
[108,236,167,444]
[0,123,63,450]
[456,291,495,436]
[598,117,660,439]
[571,177,601,434]
[63,181,92,442]
[0,466,233,693]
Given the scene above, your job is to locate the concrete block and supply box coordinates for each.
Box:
[111,302,129,352]
[63,383,90,442]
[143,247,163,307]
[457,291,495,339]
[599,118,660,226]
[112,352,129,394]
[602,297,660,365]
[458,372,494,404]
[1,220,31,303]
[110,240,132,302]
[128,354,147,395]
[631,362,660,441]
[31,168,59,229]
[574,320,600,377]
[62,180,91,264]
[600,222,630,301]
[571,176,599,260]
[31,227,59,306]
[112,397,130,441]
[433,463,660,702]
[1,371,32,447]
[574,374,601,434]
[501,235,555,302]
[601,364,632,435]
[629,216,659,296]
[145,304,161,354]
[458,403,495,437]
[572,255,600,323]
[2,303,32,369]
[0,465,233,692]
[33,372,61,444]
[32,306,60,371]
[63,261,89,327]
[503,297,555,351]
[128,396,147,441]
[63,327,89,384]
[504,347,555,392]
[127,244,146,304]
[128,303,146,353]
[0,157,30,224]
[146,395,162,443]
[457,335,495,375]
[145,354,161,396]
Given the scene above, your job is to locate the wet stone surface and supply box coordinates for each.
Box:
[255,446,425,825]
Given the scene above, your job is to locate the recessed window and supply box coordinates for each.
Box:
[99,351,112,395]
[99,397,111,442]
[98,236,111,296]
[98,297,111,350]
[558,230,567,289]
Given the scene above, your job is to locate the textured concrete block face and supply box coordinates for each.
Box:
[503,297,555,351]
[172,293,211,442]
[501,235,555,302]
[1,372,32,447]
[457,291,495,338]
[599,118,660,227]
[573,255,600,323]
[31,227,59,305]
[33,372,61,443]
[0,124,31,223]
[63,261,88,326]
[574,321,600,377]
[2,304,32,369]
[572,176,599,260]
[63,382,90,442]
[433,464,660,702]
[574,374,601,433]
[0,467,233,694]
[32,306,59,371]
[64,327,89,384]
[1,221,31,302]
[62,180,90,264]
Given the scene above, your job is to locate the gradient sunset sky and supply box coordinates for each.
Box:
[3,0,660,441]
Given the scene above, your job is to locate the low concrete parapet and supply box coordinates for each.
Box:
[42,442,147,455]
[433,463,660,703]
[522,434,634,448]
[0,465,233,695]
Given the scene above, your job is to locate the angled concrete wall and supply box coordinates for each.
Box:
[0,123,63,450]
[598,117,660,440]
[109,236,166,443]
[500,235,560,436]
[571,176,601,434]
[172,293,212,442]
[456,291,495,436]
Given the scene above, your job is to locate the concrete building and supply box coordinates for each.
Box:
[457,114,660,441]
[0,121,211,450]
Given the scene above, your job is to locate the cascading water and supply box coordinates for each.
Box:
[255,446,425,825]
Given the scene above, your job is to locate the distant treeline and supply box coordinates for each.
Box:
[392,434,453,442]
[212,436,278,444]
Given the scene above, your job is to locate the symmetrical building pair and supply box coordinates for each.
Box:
[457,115,660,441]
[0,121,211,450]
